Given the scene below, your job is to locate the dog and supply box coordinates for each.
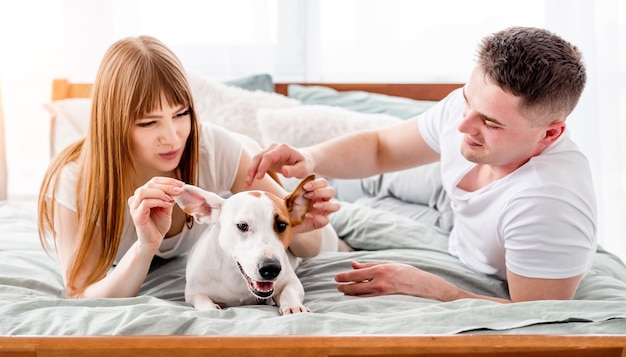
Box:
[173,175,316,315]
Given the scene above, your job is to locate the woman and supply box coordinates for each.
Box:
[38,35,339,299]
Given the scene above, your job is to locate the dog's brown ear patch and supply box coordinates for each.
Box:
[246,191,262,198]
[285,174,316,226]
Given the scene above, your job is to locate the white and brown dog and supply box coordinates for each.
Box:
[174,175,317,315]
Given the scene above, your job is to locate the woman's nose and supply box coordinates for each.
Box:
[159,121,178,144]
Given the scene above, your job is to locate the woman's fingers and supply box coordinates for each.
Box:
[128,177,184,208]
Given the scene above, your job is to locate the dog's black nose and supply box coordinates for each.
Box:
[258,259,281,280]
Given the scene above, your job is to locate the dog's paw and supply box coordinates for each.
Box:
[193,299,222,311]
[279,305,311,315]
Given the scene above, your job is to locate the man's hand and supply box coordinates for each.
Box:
[336,261,467,302]
[246,143,314,187]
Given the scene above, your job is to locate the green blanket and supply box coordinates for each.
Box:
[1,201,625,335]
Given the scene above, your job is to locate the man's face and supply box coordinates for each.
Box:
[458,66,552,175]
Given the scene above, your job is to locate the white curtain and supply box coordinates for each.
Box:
[542,0,626,262]
[0,78,7,200]
[0,0,65,199]
[61,0,304,82]
[0,0,623,261]
[314,0,546,82]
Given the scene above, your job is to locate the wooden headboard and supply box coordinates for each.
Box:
[51,79,93,100]
[273,82,462,101]
[51,78,462,102]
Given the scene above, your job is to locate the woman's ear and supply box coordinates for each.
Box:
[541,121,566,146]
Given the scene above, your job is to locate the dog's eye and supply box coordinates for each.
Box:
[274,221,288,233]
[236,222,249,232]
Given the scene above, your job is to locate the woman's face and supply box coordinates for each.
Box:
[130,95,192,182]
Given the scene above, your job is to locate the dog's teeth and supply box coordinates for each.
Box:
[255,281,274,292]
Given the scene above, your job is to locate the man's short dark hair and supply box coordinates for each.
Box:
[477,26,586,123]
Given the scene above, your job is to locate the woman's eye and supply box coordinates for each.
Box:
[236,222,249,232]
[137,121,156,128]
[175,109,190,118]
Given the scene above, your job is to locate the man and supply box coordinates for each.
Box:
[246,27,596,303]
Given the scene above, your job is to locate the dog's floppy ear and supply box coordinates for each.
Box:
[173,184,224,225]
[284,174,316,227]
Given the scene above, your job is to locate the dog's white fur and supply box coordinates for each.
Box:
[174,175,316,315]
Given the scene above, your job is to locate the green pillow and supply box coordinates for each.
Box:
[287,84,436,119]
[225,74,274,92]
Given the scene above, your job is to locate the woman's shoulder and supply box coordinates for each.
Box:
[59,159,80,178]
[196,122,245,192]
[54,159,80,211]
[198,121,244,152]
[199,120,239,138]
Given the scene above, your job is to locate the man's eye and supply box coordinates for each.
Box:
[237,222,249,232]
[482,118,501,129]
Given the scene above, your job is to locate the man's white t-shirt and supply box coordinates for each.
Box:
[55,122,242,263]
[418,88,597,280]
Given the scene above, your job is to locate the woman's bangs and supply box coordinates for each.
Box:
[133,75,191,119]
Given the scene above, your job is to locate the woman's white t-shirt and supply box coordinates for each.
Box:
[418,88,597,280]
[55,122,242,263]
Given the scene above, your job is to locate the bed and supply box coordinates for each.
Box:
[1,73,625,356]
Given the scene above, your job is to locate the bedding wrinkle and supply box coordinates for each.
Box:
[3,200,626,334]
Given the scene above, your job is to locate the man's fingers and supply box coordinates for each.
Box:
[246,146,283,186]
[335,265,373,283]
[337,280,371,296]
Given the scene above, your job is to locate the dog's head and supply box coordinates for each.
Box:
[174,174,316,299]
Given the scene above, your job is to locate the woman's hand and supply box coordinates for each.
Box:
[127,177,184,253]
[292,176,340,234]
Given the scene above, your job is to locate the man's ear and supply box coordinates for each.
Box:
[541,121,566,146]
[173,184,224,225]
[284,174,316,227]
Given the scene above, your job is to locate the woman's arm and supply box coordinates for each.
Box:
[56,177,183,298]
[55,203,156,298]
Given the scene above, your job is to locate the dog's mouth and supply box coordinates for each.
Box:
[236,261,275,299]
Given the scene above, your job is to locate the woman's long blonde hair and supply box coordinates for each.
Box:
[38,36,200,296]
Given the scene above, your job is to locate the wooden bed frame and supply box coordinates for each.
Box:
[50,78,463,101]
[3,78,623,357]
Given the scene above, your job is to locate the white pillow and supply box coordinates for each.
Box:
[44,73,300,157]
[257,104,402,148]
[44,98,91,158]
[187,72,299,144]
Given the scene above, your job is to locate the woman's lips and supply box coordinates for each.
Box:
[159,149,180,160]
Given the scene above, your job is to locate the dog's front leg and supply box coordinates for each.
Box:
[187,294,221,311]
[276,276,310,315]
